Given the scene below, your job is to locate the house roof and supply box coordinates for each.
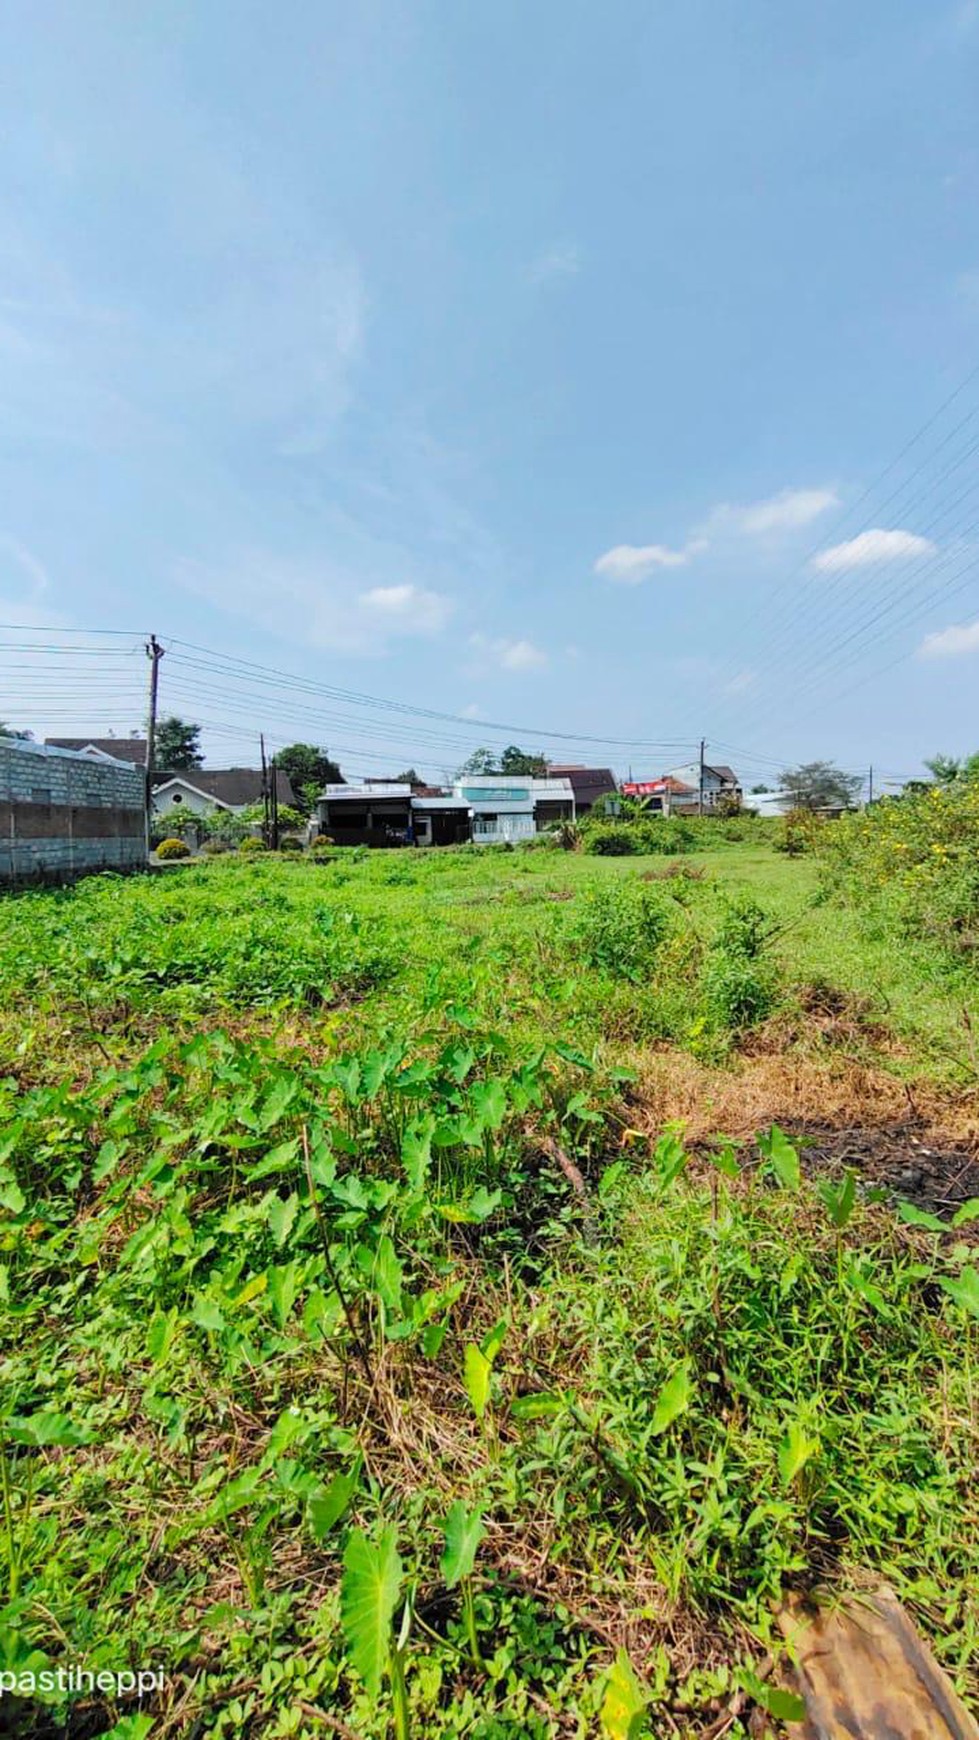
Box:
[152,767,295,808]
[705,764,739,786]
[547,765,618,806]
[622,777,696,796]
[45,735,148,764]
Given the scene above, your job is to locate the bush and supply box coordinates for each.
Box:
[201,839,230,856]
[572,879,671,979]
[699,952,775,1030]
[156,838,191,861]
[238,836,267,854]
[775,807,822,856]
[312,835,334,848]
[278,834,304,852]
[584,823,638,856]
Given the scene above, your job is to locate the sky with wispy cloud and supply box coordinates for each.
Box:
[2,0,979,783]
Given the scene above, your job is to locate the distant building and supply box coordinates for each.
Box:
[46,735,148,765]
[623,763,741,815]
[151,767,295,822]
[452,775,575,844]
[546,765,618,815]
[317,784,472,847]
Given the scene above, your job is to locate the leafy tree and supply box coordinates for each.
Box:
[750,784,771,795]
[925,752,979,787]
[779,761,862,812]
[274,744,344,813]
[457,748,498,777]
[155,717,204,770]
[457,745,546,778]
[394,768,420,786]
[0,721,32,740]
[499,745,547,776]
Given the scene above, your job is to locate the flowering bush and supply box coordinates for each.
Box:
[156,838,191,861]
[823,775,979,958]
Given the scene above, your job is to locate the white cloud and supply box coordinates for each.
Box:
[527,244,580,285]
[812,528,935,572]
[360,583,454,635]
[917,619,979,658]
[594,540,701,583]
[470,633,548,672]
[729,487,839,536]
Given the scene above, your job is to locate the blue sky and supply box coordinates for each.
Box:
[2,0,979,787]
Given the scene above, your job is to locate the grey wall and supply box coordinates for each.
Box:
[0,744,146,884]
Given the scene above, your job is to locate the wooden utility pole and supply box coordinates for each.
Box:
[698,738,706,817]
[144,634,164,859]
[270,752,280,850]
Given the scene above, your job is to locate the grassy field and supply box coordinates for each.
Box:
[1,837,977,1738]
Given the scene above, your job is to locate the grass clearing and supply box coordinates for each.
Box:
[1,835,977,1737]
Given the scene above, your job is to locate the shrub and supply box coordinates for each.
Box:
[584,823,637,856]
[699,953,775,1030]
[278,834,304,852]
[156,838,191,861]
[312,834,334,848]
[238,836,267,854]
[572,879,671,979]
[201,839,230,856]
[775,807,822,856]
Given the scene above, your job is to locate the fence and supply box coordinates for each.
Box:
[0,740,146,885]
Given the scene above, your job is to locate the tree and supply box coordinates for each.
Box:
[925,752,979,786]
[395,768,420,786]
[779,761,862,812]
[155,717,204,770]
[457,745,546,778]
[498,745,547,776]
[750,784,771,795]
[274,744,344,814]
[457,748,498,777]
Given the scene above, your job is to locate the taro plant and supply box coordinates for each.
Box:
[340,1524,411,1740]
[440,1499,486,1668]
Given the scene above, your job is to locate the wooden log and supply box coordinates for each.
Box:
[777,1585,979,1740]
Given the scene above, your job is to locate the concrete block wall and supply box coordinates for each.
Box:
[0,742,147,884]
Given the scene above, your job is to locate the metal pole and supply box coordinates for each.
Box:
[144,634,164,861]
[698,738,705,817]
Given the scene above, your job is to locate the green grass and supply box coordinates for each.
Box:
[0,841,977,1738]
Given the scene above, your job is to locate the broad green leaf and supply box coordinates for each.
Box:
[952,1198,979,1228]
[737,1670,806,1723]
[653,1129,688,1188]
[470,1078,507,1131]
[267,1192,299,1249]
[5,1411,87,1448]
[650,1362,692,1436]
[777,1419,820,1487]
[308,1458,362,1541]
[510,1392,565,1420]
[440,1500,485,1588]
[709,1142,740,1179]
[480,1317,508,1363]
[441,1043,476,1083]
[146,1306,180,1365]
[268,1260,299,1328]
[760,1124,801,1190]
[258,1075,299,1132]
[101,1717,156,1740]
[601,1647,648,1739]
[372,1235,404,1315]
[0,1170,26,1216]
[401,1118,433,1192]
[817,1170,857,1228]
[340,1525,402,1700]
[191,1294,226,1334]
[554,1041,595,1071]
[938,1265,979,1319]
[422,1322,448,1358]
[898,1201,947,1233]
[464,1345,492,1420]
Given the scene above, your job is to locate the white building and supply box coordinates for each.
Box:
[451,775,575,844]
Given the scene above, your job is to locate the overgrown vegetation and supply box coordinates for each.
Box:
[0,839,977,1736]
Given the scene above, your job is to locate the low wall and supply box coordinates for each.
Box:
[0,743,146,885]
